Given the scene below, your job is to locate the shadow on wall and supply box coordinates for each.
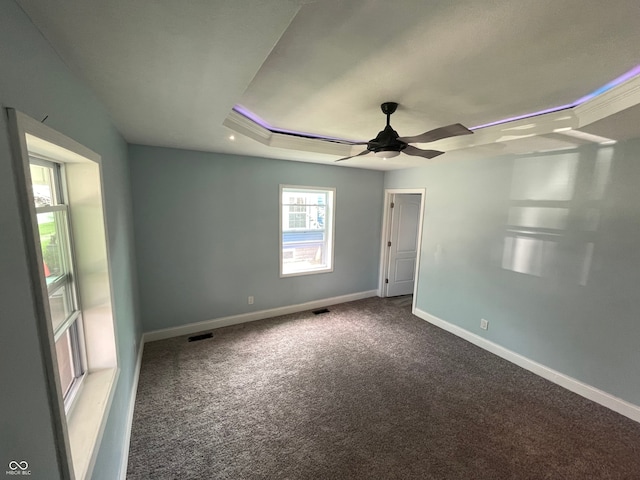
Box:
[502,144,615,286]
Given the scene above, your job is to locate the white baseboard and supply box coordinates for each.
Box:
[118,339,145,480]
[414,308,640,424]
[143,290,379,343]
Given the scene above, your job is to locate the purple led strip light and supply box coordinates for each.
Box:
[234,64,640,142]
[472,64,640,130]
[232,105,363,144]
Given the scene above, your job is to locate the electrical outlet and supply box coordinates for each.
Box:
[480,318,489,330]
[248,296,254,305]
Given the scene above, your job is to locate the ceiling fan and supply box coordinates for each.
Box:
[335,102,473,162]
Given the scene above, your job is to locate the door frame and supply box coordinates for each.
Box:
[378,188,426,311]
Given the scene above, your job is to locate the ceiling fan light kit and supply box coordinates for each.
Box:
[374,150,400,159]
[335,102,473,162]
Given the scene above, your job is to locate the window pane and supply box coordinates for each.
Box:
[37,211,70,286]
[308,205,325,230]
[282,230,326,273]
[55,329,75,397]
[49,284,73,333]
[30,163,57,206]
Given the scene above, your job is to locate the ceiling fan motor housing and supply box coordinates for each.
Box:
[368,124,407,153]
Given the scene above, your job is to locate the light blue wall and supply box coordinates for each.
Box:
[0,1,141,479]
[385,139,640,406]
[129,145,385,332]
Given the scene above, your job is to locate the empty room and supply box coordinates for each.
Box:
[1,1,640,479]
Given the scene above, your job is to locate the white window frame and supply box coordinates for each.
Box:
[279,185,336,277]
[30,157,87,412]
[8,109,119,480]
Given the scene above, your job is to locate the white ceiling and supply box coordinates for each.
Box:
[16,0,640,170]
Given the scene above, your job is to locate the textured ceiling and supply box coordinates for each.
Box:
[16,0,640,170]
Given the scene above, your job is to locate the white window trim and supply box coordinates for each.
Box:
[279,184,336,278]
[8,109,119,480]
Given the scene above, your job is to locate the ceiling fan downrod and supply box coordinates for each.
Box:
[380,101,398,127]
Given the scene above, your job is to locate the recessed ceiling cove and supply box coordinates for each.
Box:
[237,0,640,138]
[16,0,640,170]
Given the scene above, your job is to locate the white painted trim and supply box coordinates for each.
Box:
[222,110,271,143]
[414,308,640,424]
[377,191,393,297]
[575,74,640,128]
[223,110,352,157]
[143,290,378,343]
[118,341,145,480]
[68,367,119,480]
[269,131,353,156]
[7,109,74,480]
[15,110,101,165]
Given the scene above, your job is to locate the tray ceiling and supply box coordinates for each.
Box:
[16,0,640,170]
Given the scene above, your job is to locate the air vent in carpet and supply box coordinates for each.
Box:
[312,308,330,315]
[188,332,213,342]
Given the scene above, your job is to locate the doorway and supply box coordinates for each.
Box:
[379,189,425,308]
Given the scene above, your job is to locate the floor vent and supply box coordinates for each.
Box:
[312,308,330,315]
[188,332,213,342]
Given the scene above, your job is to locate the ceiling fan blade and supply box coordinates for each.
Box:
[398,123,473,144]
[334,149,371,162]
[402,145,444,159]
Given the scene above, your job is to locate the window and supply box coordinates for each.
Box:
[11,109,118,480]
[280,185,335,276]
[30,160,86,407]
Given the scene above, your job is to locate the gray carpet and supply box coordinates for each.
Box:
[127,297,640,479]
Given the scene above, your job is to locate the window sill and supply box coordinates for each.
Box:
[280,266,334,278]
[66,367,119,480]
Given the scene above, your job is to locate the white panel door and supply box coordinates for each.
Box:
[386,194,421,297]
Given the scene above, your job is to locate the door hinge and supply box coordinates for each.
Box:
[385,278,389,284]
[390,202,395,208]
[387,241,392,247]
